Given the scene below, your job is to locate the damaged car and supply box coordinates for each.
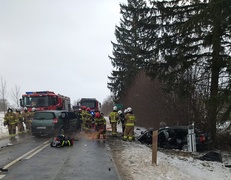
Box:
[137,126,212,151]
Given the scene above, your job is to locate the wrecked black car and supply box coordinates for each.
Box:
[137,126,212,151]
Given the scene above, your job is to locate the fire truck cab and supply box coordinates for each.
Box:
[78,98,101,112]
[20,91,71,112]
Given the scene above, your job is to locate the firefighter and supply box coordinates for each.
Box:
[118,110,125,136]
[15,108,25,135]
[22,107,32,133]
[94,112,106,139]
[123,107,136,141]
[80,106,88,131]
[109,106,119,137]
[30,107,36,119]
[4,107,18,142]
[75,108,82,132]
[85,107,92,130]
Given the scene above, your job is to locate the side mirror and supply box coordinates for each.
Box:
[20,99,23,107]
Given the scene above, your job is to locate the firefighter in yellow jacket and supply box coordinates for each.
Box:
[94,112,106,139]
[4,107,18,141]
[80,106,88,132]
[123,107,136,141]
[109,106,119,137]
[85,107,93,130]
[15,108,25,135]
[22,107,32,133]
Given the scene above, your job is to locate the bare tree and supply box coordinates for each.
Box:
[0,77,8,113]
[101,95,114,116]
[72,100,77,106]
[11,85,21,108]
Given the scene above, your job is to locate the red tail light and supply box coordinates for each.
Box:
[200,135,206,142]
[52,118,58,124]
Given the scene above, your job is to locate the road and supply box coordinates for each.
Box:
[0,132,120,180]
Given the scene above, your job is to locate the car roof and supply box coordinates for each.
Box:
[35,110,67,113]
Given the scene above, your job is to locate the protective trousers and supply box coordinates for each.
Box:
[17,121,25,134]
[8,124,17,140]
[25,120,31,133]
[111,122,117,136]
[123,126,134,141]
[96,124,106,139]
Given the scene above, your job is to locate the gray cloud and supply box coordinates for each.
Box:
[0,0,127,105]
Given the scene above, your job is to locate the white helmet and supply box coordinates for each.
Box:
[124,109,127,114]
[113,106,118,111]
[7,107,13,112]
[118,110,122,115]
[32,107,36,112]
[16,108,21,112]
[24,107,28,111]
[127,107,132,113]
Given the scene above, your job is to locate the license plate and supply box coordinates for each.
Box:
[37,127,46,129]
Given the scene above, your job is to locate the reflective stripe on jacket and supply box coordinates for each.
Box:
[109,111,119,123]
[95,117,106,125]
[4,112,18,125]
[125,114,136,127]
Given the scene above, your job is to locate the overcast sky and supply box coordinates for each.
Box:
[0,0,127,106]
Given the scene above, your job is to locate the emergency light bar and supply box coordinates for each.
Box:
[26,91,54,94]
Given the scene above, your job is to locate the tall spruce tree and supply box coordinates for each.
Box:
[108,0,152,100]
[147,0,231,140]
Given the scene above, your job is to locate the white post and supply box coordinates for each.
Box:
[187,123,197,152]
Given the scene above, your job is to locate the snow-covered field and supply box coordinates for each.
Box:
[0,112,9,139]
[1,112,231,179]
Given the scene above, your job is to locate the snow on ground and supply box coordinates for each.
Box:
[0,112,231,179]
[0,112,9,139]
[105,117,231,180]
[113,141,231,180]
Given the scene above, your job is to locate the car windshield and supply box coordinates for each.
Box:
[23,96,49,107]
[34,112,55,120]
[81,101,96,109]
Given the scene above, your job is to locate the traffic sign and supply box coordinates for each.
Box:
[114,104,123,109]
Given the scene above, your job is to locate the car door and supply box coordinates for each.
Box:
[67,112,78,132]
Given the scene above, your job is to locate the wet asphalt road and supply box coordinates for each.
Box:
[0,133,120,180]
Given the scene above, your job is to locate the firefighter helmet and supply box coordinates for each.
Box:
[16,108,21,112]
[81,106,86,110]
[32,107,36,112]
[24,107,28,111]
[127,107,132,113]
[86,107,91,112]
[95,112,100,118]
[124,109,127,114]
[7,107,13,112]
[118,110,122,115]
[113,106,117,111]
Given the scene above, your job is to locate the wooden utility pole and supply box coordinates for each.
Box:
[152,130,158,165]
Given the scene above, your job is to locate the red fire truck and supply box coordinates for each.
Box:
[20,91,71,112]
[77,98,101,112]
